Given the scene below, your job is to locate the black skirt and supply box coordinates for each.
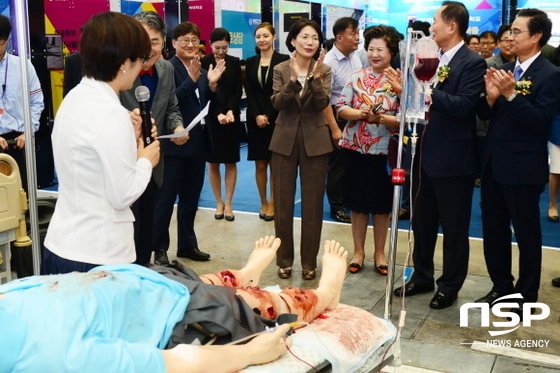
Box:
[343,149,393,215]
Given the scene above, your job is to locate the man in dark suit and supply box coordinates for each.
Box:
[120,11,188,265]
[150,22,224,264]
[394,1,486,309]
[475,9,560,318]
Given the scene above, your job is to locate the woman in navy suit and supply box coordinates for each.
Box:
[201,28,243,221]
[245,23,289,221]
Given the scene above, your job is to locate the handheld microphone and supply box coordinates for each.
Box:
[134,86,153,146]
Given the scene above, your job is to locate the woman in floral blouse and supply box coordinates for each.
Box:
[337,25,400,275]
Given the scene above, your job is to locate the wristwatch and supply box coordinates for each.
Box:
[506,92,517,102]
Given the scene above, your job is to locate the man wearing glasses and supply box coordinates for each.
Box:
[0,15,44,192]
[485,24,515,68]
[479,30,498,59]
[475,9,560,320]
[120,11,188,266]
[149,22,225,267]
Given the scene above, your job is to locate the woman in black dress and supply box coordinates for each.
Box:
[245,23,289,221]
[201,28,243,221]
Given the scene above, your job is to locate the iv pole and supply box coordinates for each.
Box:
[384,28,414,319]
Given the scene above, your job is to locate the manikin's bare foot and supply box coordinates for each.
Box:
[238,236,281,286]
[317,240,348,310]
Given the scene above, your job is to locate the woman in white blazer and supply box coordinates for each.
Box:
[42,12,160,274]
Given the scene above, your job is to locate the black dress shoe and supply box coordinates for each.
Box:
[552,277,560,287]
[429,292,458,309]
[331,210,351,223]
[393,282,434,297]
[154,250,170,266]
[177,248,210,261]
[475,291,503,304]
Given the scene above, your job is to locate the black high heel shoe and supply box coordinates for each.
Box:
[214,204,225,220]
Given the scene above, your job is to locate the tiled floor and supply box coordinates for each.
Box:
[173,208,560,373]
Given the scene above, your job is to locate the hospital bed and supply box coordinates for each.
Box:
[242,303,400,373]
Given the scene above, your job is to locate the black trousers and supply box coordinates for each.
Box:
[152,152,206,253]
[326,106,346,212]
[481,166,544,302]
[131,177,159,265]
[410,166,475,295]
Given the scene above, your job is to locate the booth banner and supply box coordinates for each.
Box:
[190,0,215,52]
[121,1,165,16]
[385,0,502,35]
[518,0,560,8]
[222,10,261,60]
[44,0,110,54]
[222,0,260,13]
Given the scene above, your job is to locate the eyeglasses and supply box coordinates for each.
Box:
[480,42,496,46]
[297,35,319,42]
[175,37,200,46]
[508,29,530,37]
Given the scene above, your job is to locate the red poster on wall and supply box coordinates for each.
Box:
[44,0,110,54]
[188,0,215,53]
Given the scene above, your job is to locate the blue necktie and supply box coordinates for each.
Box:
[514,66,523,81]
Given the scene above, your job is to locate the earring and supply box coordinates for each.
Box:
[121,69,127,74]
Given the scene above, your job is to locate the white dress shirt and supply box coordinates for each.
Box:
[45,77,152,265]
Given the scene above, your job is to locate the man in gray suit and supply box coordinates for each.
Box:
[120,11,189,265]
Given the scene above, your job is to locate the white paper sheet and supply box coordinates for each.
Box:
[157,101,210,139]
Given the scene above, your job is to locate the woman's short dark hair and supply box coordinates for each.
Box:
[363,25,399,58]
[285,19,323,53]
[80,12,150,82]
[133,11,166,39]
[441,1,469,37]
[255,22,276,37]
[0,14,11,40]
[210,27,230,44]
[173,22,201,39]
[518,8,552,47]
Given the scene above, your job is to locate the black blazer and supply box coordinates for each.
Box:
[245,51,290,124]
[420,44,487,178]
[168,55,216,158]
[63,52,82,97]
[479,54,560,185]
[200,53,242,121]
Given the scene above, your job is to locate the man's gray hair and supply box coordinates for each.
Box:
[134,11,166,39]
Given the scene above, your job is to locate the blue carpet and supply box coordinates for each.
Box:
[198,145,560,248]
[42,144,559,248]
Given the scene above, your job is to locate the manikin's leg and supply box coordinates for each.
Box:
[200,236,280,287]
[238,241,348,323]
[199,238,348,323]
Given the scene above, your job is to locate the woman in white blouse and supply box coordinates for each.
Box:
[42,12,160,274]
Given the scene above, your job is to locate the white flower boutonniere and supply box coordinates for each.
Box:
[515,79,533,95]
[437,65,450,83]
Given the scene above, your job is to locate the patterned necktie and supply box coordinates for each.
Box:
[514,65,523,81]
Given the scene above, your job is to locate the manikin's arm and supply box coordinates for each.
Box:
[161,324,292,373]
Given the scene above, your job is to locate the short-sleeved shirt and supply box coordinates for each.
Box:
[0,264,190,373]
[336,67,399,155]
[323,45,362,105]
